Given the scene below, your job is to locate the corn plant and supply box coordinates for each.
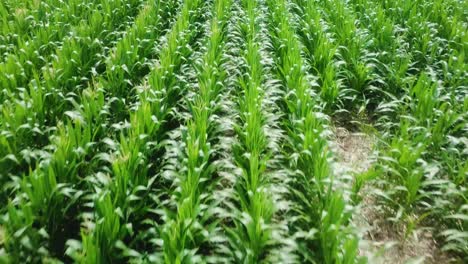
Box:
[0,0,144,184]
[0,0,143,190]
[1,0,152,261]
[0,0,89,61]
[219,0,294,261]
[76,0,208,262]
[266,0,362,262]
[321,0,374,112]
[290,0,340,112]
[1,0,467,262]
[0,0,128,102]
[373,68,467,257]
[160,0,232,262]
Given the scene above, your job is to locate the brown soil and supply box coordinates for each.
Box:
[357,193,453,264]
[333,126,373,173]
[332,126,454,264]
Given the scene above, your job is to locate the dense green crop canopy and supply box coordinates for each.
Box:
[0,0,466,263]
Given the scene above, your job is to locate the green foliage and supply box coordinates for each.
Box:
[0,0,466,262]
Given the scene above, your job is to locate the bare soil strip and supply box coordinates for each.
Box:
[332,126,452,264]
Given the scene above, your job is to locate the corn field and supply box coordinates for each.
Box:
[0,0,467,263]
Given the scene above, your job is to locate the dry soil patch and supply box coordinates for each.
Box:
[332,126,452,264]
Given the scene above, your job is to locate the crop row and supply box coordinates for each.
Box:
[0,0,466,262]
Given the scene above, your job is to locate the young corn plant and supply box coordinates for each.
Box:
[42,0,144,122]
[320,0,374,114]
[0,0,144,183]
[160,0,232,262]
[374,122,427,212]
[1,0,467,261]
[3,2,178,225]
[417,0,466,58]
[0,75,49,169]
[433,89,468,260]
[346,2,466,260]
[376,0,451,76]
[218,0,291,262]
[266,0,361,262]
[373,70,465,239]
[0,0,97,59]
[76,0,208,262]
[103,0,181,101]
[0,76,46,190]
[440,197,468,260]
[348,0,405,98]
[2,88,104,261]
[291,0,340,112]
[356,0,464,208]
[0,0,120,102]
[1,0,153,260]
[367,0,468,251]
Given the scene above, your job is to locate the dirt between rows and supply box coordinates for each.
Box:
[332,126,452,264]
